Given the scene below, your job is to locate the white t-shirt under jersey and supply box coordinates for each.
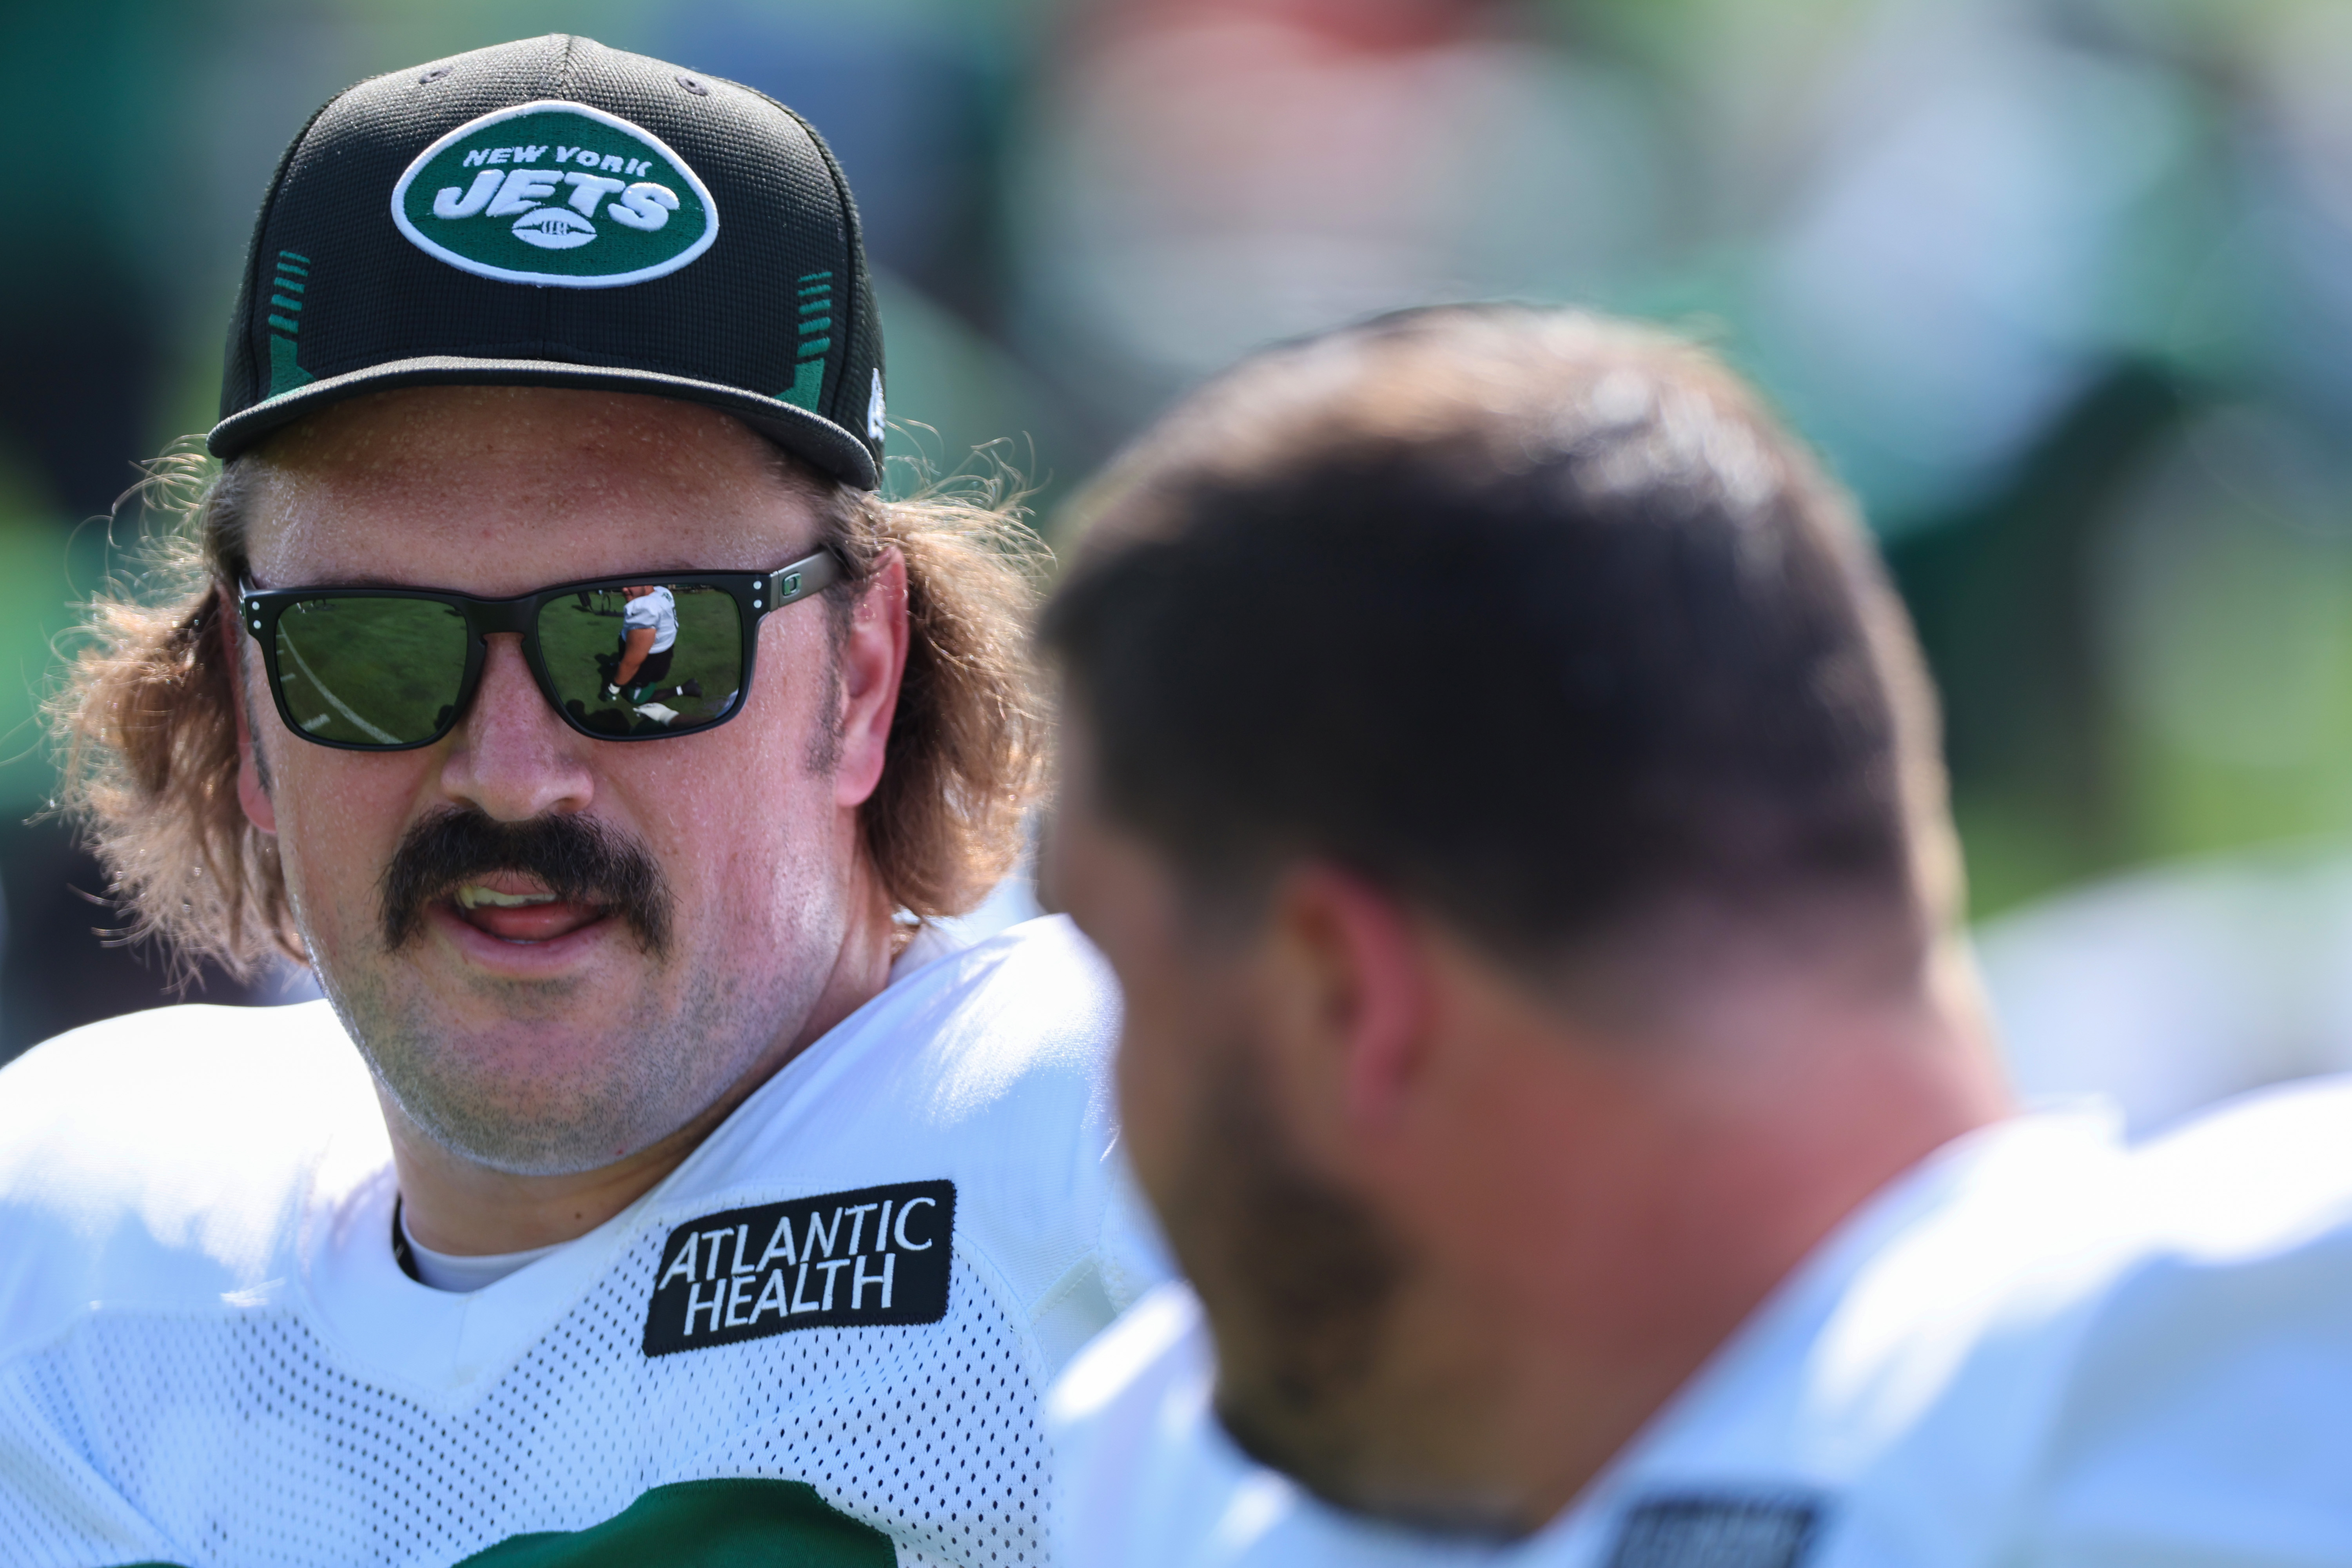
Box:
[0,915,1172,1567]
[1050,1085,2352,1568]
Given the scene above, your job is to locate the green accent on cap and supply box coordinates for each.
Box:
[391,102,719,289]
[269,334,314,395]
[211,38,885,492]
[782,358,825,412]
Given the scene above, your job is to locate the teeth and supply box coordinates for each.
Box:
[455,886,561,910]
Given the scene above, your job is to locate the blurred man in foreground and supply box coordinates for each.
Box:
[1041,306,2352,1565]
[0,36,1158,1564]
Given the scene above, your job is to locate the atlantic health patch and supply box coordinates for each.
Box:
[390,100,720,288]
[642,1181,955,1357]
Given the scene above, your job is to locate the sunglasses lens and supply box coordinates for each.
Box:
[536,583,746,738]
[271,597,468,747]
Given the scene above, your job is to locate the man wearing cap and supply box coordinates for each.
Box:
[1040,307,2352,1565]
[0,36,1161,1565]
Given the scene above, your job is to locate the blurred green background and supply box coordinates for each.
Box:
[8,0,2352,1119]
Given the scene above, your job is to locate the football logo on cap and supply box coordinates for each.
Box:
[512,207,597,249]
[390,100,719,287]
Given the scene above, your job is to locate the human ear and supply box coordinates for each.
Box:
[831,545,910,809]
[1264,865,1433,1135]
[221,597,277,835]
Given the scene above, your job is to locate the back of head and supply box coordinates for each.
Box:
[1044,306,1958,989]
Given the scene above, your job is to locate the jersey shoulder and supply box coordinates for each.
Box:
[2128,1072,2352,1246]
[1048,1284,1221,1567]
[0,999,376,1357]
[690,915,1167,1368]
[1049,1278,1204,1425]
[1820,1091,2352,1563]
[756,912,1124,1154]
[855,915,1150,1331]
[2008,1079,2352,1563]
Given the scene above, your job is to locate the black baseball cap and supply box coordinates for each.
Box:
[211,34,886,489]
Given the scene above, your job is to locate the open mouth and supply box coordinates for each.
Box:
[445,882,610,943]
[382,810,672,956]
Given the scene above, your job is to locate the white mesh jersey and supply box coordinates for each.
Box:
[1051,1087,2352,1568]
[0,915,1170,1568]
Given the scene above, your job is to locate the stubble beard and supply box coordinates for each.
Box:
[331,953,794,1177]
[1172,1032,1413,1508]
[1174,1028,1533,1540]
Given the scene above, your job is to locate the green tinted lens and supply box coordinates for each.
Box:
[537,583,746,738]
[272,596,470,746]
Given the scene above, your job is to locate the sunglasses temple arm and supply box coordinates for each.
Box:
[764,550,842,610]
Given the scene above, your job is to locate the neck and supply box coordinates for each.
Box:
[1340,931,2011,1534]
[389,882,901,1258]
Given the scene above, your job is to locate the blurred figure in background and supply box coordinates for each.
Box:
[1980,843,2352,1133]
[1009,0,1660,432]
[1041,306,2352,1566]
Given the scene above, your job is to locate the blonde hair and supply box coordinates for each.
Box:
[49,442,1049,979]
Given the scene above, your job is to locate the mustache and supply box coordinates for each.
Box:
[380,809,673,956]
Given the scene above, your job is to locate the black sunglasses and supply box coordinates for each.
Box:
[238,550,842,750]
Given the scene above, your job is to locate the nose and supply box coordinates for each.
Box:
[437,633,594,821]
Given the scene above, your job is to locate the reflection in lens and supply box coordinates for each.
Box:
[275,597,468,746]
[537,583,744,738]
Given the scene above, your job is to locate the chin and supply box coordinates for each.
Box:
[316,922,783,1176]
[345,992,706,1174]
[1215,1386,1523,1541]
[393,1063,689,1176]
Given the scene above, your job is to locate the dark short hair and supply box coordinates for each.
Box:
[1041,306,1956,975]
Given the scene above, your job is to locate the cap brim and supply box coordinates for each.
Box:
[207,354,878,490]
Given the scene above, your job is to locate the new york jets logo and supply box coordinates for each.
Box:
[390,101,719,287]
